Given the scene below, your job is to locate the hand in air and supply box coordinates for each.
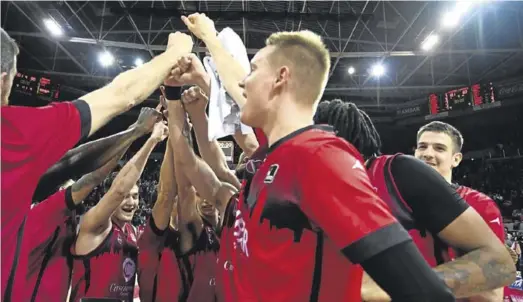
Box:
[181,13,217,41]
[166,32,193,54]
[164,54,207,87]
[181,86,208,115]
[150,121,169,142]
[135,106,163,133]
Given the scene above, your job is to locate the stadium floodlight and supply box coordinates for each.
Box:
[43,18,63,37]
[421,34,440,51]
[98,51,114,67]
[371,64,385,77]
[442,1,474,29]
[134,58,144,67]
[348,66,355,75]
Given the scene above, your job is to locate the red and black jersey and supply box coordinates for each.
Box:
[216,144,267,302]
[137,216,168,302]
[184,221,220,302]
[454,185,504,242]
[70,222,139,302]
[1,100,91,300]
[366,154,470,267]
[16,188,82,302]
[217,125,409,302]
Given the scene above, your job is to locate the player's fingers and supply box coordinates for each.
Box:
[181,16,191,27]
[155,102,163,111]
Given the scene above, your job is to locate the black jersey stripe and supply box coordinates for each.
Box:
[309,232,324,302]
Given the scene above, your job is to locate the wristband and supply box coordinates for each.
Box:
[163,85,182,101]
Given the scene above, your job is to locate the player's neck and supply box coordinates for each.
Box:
[443,172,453,184]
[264,103,314,148]
[112,218,128,230]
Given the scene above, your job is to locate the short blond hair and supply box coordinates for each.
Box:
[265,30,331,104]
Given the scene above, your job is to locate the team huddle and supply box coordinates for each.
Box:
[0,12,518,302]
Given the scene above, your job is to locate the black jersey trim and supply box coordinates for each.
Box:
[30,226,61,302]
[64,186,78,211]
[267,125,334,154]
[341,223,412,264]
[3,216,27,302]
[72,99,91,141]
[309,232,324,302]
[149,215,167,237]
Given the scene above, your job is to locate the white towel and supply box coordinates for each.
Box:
[204,27,253,142]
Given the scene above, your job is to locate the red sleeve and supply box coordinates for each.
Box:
[26,188,77,240]
[470,195,505,243]
[1,101,91,173]
[297,139,412,263]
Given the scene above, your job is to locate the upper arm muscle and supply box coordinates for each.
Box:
[437,207,501,252]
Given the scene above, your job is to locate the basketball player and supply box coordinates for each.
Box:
[69,122,168,301]
[159,86,222,301]
[415,120,513,300]
[168,18,454,301]
[138,135,180,302]
[15,108,159,302]
[312,100,515,301]
[1,27,192,300]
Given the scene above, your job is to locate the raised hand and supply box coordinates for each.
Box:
[166,32,193,54]
[150,122,169,142]
[177,54,208,86]
[135,106,163,134]
[181,86,208,115]
[181,13,216,41]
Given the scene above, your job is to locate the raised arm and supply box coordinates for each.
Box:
[80,33,193,137]
[70,149,126,205]
[80,122,168,233]
[165,95,236,216]
[35,107,162,200]
[151,139,178,231]
[182,15,247,109]
[171,52,259,156]
[181,87,241,189]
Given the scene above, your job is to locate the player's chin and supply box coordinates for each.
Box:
[240,110,258,128]
[118,211,135,222]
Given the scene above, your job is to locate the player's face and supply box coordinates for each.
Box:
[415,131,462,180]
[0,57,16,106]
[114,184,140,223]
[198,198,219,225]
[239,46,276,129]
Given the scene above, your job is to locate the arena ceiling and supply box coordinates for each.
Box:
[2,0,523,106]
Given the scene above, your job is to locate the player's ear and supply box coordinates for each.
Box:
[451,151,463,168]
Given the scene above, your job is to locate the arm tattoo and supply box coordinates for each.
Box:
[434,249,516,298]
[71,170,106,193]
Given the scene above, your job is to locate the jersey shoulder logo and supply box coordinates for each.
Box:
[352,160,365,171]
[264,164,279,183]
[489,217,501,225]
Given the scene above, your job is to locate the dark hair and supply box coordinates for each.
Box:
[417,121,463,152]
[313,99,381,159]
[1,28,19,73]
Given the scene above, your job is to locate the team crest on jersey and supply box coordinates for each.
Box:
[122,257,136,282]
[264,164,279,183]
